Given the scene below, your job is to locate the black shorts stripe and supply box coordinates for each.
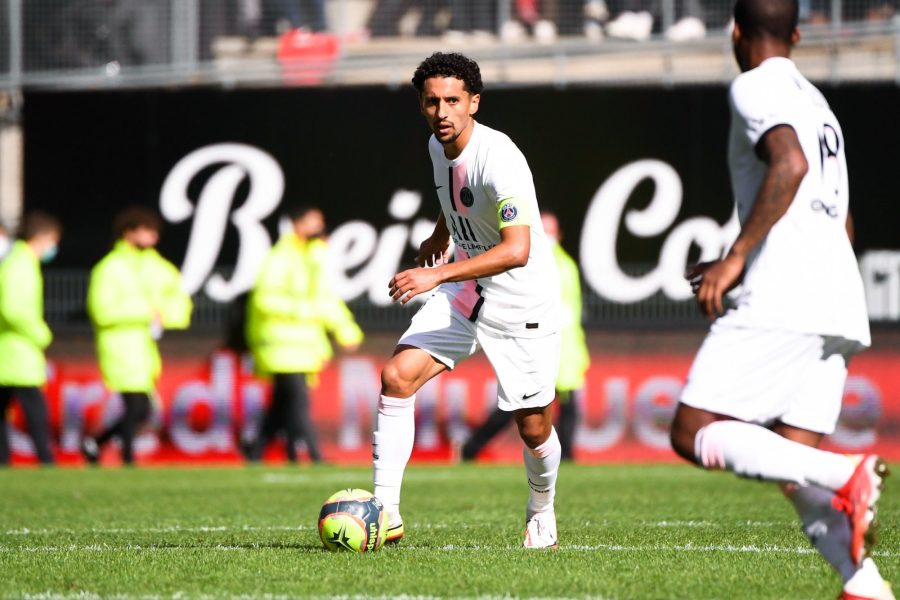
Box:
[468,284,484,322]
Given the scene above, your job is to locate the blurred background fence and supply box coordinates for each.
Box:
[0,0,898,91]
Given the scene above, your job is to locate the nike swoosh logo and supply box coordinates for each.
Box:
[522,391,541,400]
[435,185,443,190]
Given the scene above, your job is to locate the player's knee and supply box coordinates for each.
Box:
[380,363,415,397]
[669,409,698,463]
[517,418,551,449]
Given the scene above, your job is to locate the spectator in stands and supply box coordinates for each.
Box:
[501,0,594,43]
[367,0,447,38]
[0,212,61,466]
[81,206,192,466]
[605,0,706,41]
[243,206,363,464]
[462,212,590,461]
[443,0,496,42]
[267,0,328,33]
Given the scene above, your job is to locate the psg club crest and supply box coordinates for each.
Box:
[500,203,518,222]
[460,187,475,207]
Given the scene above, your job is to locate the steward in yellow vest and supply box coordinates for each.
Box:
[0,212,62,465]
[82,206,192,465]
[244,206,363,463]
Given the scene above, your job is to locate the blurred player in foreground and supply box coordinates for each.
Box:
[373,52,562,548]
[243,206,363,463]
[82,206,192,466]
[669,1,891,598]
[461,210,589,461]
[0,212,61,465]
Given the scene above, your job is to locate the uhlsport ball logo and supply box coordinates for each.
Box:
[318,488,388,552]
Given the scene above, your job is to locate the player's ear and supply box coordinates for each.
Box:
[469,93,480,116]
[791,27,800,46]
[731,21,741,45]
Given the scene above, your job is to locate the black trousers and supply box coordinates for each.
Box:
[0,386,54,465]
[248,372,321,463]
[461,389,580,461]
[95,392,152,465]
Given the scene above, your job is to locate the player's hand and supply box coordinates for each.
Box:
[388,267,443,304]
[417,235,451,267]
[689,254,745,319]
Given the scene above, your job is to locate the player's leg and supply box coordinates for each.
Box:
[482,329,561,549]
[670,327,859,490]
[374,290,475,543]
[461,406,514,460]
[775,423,893,600]
[0,387,13,465]
[671,402,858,489]
[515,402,561,549]
[15,387,54,465]
[374,344,448,542]
[556,389,578,461]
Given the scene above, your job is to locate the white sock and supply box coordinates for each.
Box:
[373,394,415,522]
[844,559,888,597]
[695,420,855,489]
[523,426,561,517]
[785,484,857,582]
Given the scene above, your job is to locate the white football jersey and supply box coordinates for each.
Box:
[427,121,560,337]
[723,57,870,345]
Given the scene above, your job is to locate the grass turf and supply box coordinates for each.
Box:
[0,463,896,599]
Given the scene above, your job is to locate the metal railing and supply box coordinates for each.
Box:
[42,266,708,333]
[1,0,898,91]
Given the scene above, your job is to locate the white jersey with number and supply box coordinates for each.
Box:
[722,57,870,346]
[427,121,560,337]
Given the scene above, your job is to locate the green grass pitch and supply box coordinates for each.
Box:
[1,463,896,599]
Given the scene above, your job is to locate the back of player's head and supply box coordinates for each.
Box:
[18,211,61,241]
[113,205,162,238]
[412,53,484,95]
[734,0,798,44]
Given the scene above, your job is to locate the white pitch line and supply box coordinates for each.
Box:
[2,525,310,536]
[2,542,899,558]
[3,520,787,537]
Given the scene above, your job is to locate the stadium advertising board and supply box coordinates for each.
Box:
[7,349,900,464]
[23,84,900,322]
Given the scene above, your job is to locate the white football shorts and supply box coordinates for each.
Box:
[680,323,863,434]
[398,289,560,412]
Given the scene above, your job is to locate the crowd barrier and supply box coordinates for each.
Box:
[7,348,899,465]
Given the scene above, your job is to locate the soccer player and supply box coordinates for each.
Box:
[373,52,563,548]
[669,1,891,598]
[0,212,61,466]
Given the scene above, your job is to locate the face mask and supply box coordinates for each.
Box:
[40,244,58,264]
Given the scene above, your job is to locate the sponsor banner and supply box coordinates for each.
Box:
[23,85,900,320]
[7,349,900,464]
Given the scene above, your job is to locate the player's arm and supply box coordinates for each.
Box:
[417,212,452,267]
[389,225,529,304]
[693,125,808,318]
[846,211,855,245]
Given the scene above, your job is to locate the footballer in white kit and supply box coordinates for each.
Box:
[372,52,563,549]
[669,1,891,599]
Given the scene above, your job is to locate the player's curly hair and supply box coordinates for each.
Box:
[411,52,484,95]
